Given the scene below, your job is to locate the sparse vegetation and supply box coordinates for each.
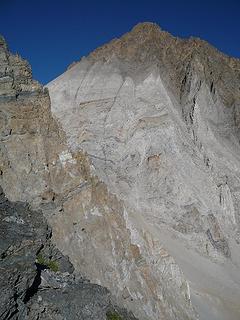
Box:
[47,259,59,272]
[36,253,46,265]
[36,253,59,272]
[106,311,123,320]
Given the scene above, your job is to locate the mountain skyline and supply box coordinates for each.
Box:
[0,0,239,84]
[1,16,240,320]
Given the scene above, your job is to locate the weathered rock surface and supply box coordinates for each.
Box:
[0,32,196,320]
[0,187,137,320]
[47,23,240,320]
[2,22,240,320]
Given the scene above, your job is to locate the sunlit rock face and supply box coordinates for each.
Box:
[47,23,240,320]
[1,22,240,320]
[0,31,195,320]
[0,35,91,212]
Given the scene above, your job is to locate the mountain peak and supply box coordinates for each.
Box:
[87,21,169,65]
[131,22,162,33]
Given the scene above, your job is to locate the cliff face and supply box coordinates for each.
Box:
[0,35,95,212]
[0,31,195,320]
[1,22,240,320]
[0,37,137,320]
[47,23,240,320]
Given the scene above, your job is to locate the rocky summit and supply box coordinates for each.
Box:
[1,22,240,320]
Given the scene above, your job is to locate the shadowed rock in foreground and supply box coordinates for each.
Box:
[0,188,136,320]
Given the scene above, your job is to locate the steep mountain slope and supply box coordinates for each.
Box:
[0,31,195,319]
[0,35,137,320]
[47,23,240,320]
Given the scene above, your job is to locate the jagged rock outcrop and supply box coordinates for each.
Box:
[0,35,91,211]
[0,187,137,320]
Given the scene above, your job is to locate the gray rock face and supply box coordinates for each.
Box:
[0,187,49,319]
[0,34,137,320]
[0,187,136,320]
[47,23,240,320]
[2,22,240,320]
[0,28,196,320]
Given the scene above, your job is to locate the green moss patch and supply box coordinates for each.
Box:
[36,253,59,272]
[106,311,123,320]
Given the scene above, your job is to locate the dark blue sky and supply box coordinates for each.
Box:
[0,0,239,84]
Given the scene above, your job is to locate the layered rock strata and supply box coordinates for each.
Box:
[0,32,195,320]
[1,22,240,320]
[47,23,240,320]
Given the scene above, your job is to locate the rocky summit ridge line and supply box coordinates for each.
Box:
[1,22,240,320]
